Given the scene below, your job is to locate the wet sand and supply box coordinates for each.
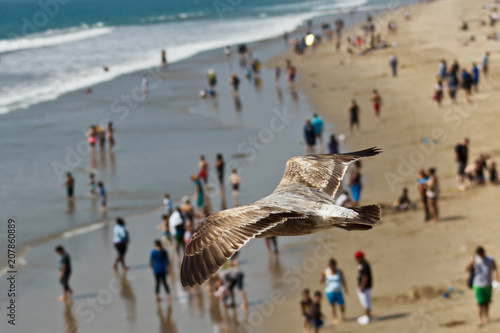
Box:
[263,0,500,332]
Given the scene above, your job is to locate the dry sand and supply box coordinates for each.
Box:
[262,0,500,332]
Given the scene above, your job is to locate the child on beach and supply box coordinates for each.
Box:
[88,173,96,196]
[156,214,171,245]
[370,89,382,119]
[150,239,171,304]
[98,182,107,209]
[300,289,313,332]
[163,194,173,216]
[113,217,129,271]
[310,291,324,332]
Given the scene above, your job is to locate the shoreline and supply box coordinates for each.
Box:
[0,0,408,268]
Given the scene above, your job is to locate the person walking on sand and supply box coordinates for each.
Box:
[370,89,382,119]
[471,63,480,93]
[425,168,439,224]
[320,258,348,324]
[349,99,360,135]
[416,169,431,221]
[389,54,398,77]
[447,67,458,103]
[311,113,324,153]
[481,52,489,77]
[354,251,372,325]
[304,119,316,154]
[348,161,362,206]
[64,172,74,199]
[433,79,443,106]
[113,217,129,271]
[310,291,324,332]
[230,169,240,207]
[150,239,172,304]
[327,134,339,154]
[455,138,469,191]
[461,69,473,103]
[466,246,499,327]
[55,245,73,302]
[106,122,115,150]
[300,288,313,332]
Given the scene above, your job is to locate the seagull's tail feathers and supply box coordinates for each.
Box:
[336,204,381,231]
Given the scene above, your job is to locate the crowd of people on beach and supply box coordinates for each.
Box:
[50,3,500,331]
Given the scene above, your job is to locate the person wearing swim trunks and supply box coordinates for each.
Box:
[86,125,97,152]
[348,161,362,206]
[311,113,324,153]
[198,155,208,184]
[64,172,74,198]
[230,169,240,207]
[466,246,499,327]
[349,99,360,135]
[320,258,348,324]
[113,218,129,271]
[214,153,225,191]
[55,245,73,302]
[370,90,382,119]
[354,251,372,325]
[455,138,469,190]
[98,181,107,209]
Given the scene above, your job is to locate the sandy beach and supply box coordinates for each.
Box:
[263,0,500,332]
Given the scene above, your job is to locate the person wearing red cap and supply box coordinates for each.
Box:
[354,251,372,325]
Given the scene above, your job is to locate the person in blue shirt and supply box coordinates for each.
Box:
[311,113,324,153]
[150,239,171,303]
[471,63,480,93]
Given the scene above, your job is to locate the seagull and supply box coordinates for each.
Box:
[181,147,382,287]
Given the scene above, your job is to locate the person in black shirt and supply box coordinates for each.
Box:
[300,288,312,331]
[310,291,324,332]
[455,138,469,190]
[355,251,372,325]
[304,119,316,154]
[55,245,72,302]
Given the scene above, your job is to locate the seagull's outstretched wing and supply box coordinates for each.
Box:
[181,204,305,287]
[276,147,381,197]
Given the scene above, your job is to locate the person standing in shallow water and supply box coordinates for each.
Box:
[327,134,339,154]
[229,169,240,207]
[150,239,172,304]
[64,172,74,199]
[214,153,225,191]
[113,217,129,271]
[55,245,73,302]
[311,113,324,153]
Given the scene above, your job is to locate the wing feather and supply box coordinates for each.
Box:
[181,204,305,287]
[276,147,381,197]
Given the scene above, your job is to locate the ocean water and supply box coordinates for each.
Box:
[0,0,411,113]
[0,0,408,261]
